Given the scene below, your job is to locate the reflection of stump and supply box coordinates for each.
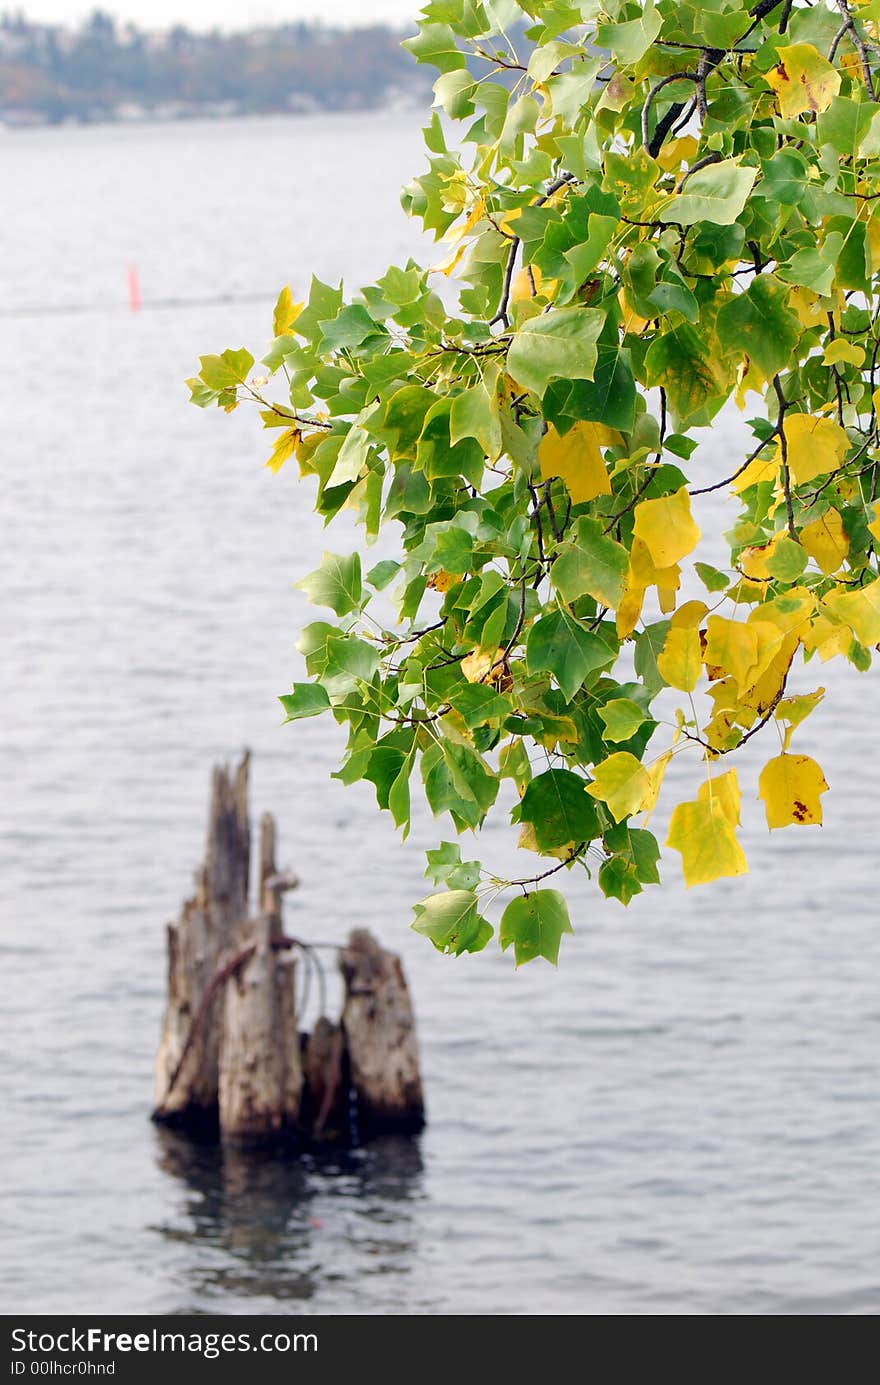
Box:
[153,755,251,1127]
[341,930,425,1136]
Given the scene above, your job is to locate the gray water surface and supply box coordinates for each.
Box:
[1,113,878,1316]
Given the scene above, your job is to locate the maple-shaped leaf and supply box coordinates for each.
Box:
[499,889,573,966]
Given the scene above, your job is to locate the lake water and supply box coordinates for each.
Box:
[1,112,878,1316]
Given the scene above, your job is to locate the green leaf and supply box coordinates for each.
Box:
[595,0,661,64]
[715,276,802,378]
[499,889,574,967]
[599,823,661,904]
[279,683,331,721]
[659,159,758,228]
[366,559,400,590]
[412,890,493,956]
[516,768,600,851]
[757,149,810,206]
[506,307,605,399]
[526,610,618,700]
[765,536,808,582]
[447,682,512,728]
[644,324,730,426]
[296,552,362,616]
[777,235,841,296]
[449,378,502,460]
[424,841,482,891]
[198,348,254,390]
[598,698,647,743]
[695,562,730,593]
[551,517,628,610]
[545,336,637,433]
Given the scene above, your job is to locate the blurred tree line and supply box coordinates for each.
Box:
[0,9,430,122]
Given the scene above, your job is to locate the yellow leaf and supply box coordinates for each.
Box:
[264,426,301,474]
[703,709,741,754]
[657,625,702,692]
[758,753,829,828]
[765,43,841,119]
[671,599,708,628]
[800,510,849,574]
[666,798,748,887]
[428,569,457,593]
[632,486,701,567]
[294,429,324,477]
[823,578,880,646]
[748,586,814,634]
[866,210,880,274]
[703,615,782,693]
[867,501,880,544]
[780,414,849,486]
[655,135,699,171]
[461,647,503,682]
[615,571,646,639]
[739,635,798,718]
[823,339,865,368]
[272,285,303,338]
[641,750,672,817]
[512,263,556,303]
[790,286,829,329]
[586,752,651,823]
[657,574,680,613]
[734,356,767,410]
[802,612,852,661]
[697,768,741,828]
[731,450,779,494]
[618,287,650,336]
[775,687,824,749]
[518,822,573,860]
[538,421,614,503]
[739,535,781,581]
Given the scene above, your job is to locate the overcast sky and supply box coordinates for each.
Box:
[9,1,421,30]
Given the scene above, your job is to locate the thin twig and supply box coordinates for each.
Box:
[491,173,576,327]
[641,71,698,151]
[832,0,876,98]
[773,375,797,541]
[689,429,780,496]
[676,151,722,192]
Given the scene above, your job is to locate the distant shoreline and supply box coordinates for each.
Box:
[0,15,430,132]
[0,95,425,133]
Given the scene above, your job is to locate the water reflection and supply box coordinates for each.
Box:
[153,1128,425,1308]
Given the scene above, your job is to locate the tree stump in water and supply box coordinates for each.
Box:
[153,755,251,1128]
[153,755,425,1145]
[301,1018,349,1142]
[218,816,303,1143]
[341,929,426,1135]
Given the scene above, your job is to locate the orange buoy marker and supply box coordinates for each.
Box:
[127,264,142,312]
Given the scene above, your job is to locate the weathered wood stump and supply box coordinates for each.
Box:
[218,815,303,1144]
[153,755,425,1146]
[341,929,426,1135]
[301,1018,349,1142]
[153,755,251,1128]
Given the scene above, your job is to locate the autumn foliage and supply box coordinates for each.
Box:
[190,1,880,964]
